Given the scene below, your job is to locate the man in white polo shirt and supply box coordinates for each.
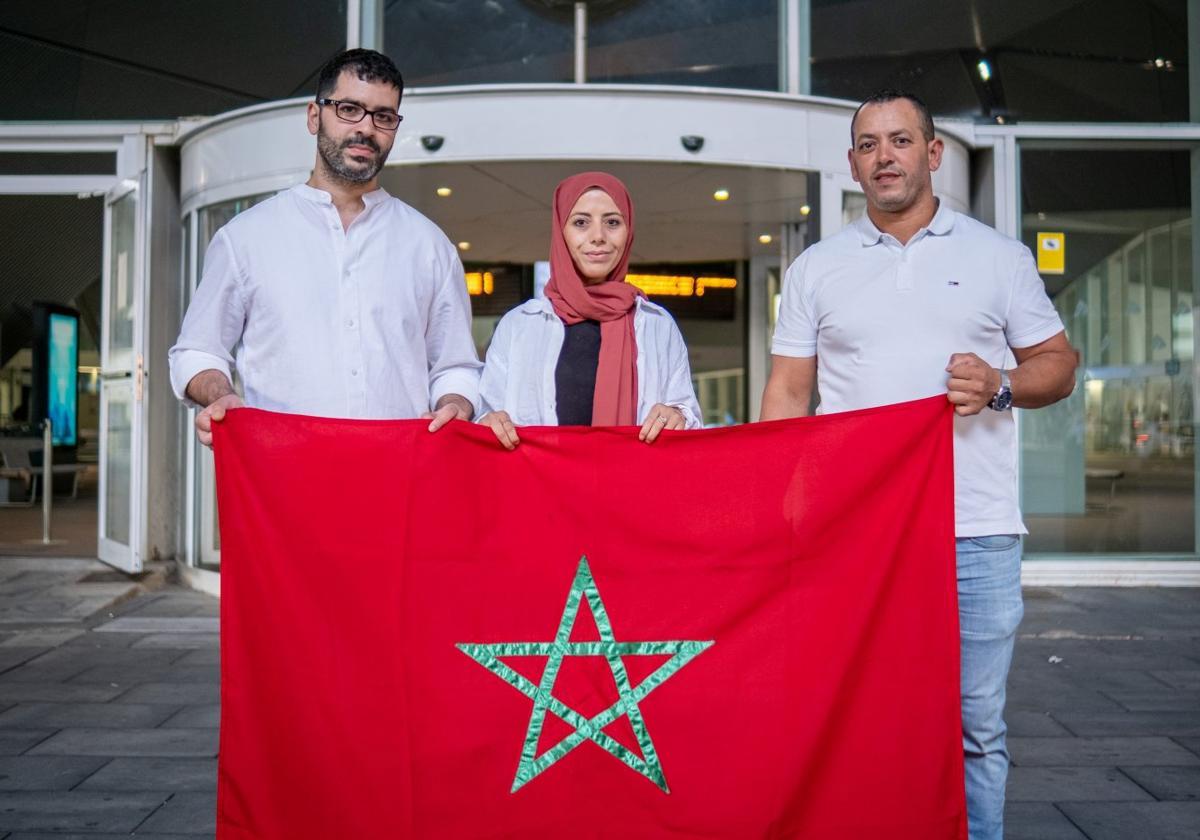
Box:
[761,90,1077,840]
[169,49,481,444]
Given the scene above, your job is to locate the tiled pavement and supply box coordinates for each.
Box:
[0,557,1196,838]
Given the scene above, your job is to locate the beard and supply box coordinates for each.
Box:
[316,121,387,184]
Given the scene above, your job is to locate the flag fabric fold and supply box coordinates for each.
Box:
[214,395,965,839]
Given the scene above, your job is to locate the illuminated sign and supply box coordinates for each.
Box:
[465,272,495,296]
[31,303,80,447]
[626,274,738,297]
[1037,232,1065,275]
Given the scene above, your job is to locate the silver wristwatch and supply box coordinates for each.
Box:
[987,369,1013,411]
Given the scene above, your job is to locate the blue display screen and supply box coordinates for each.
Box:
[47,312,78,446]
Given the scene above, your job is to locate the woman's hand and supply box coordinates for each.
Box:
[639,404,686,443]
[481,410,520,450]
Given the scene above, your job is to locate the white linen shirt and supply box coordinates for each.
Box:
[771,201,1065,537]
[168,184,481,419]
[479,297,703,428]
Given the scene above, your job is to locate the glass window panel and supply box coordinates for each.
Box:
[1148,228,1172,362]
[1020,145,1195,555]
[384,0,573,86]
[1174,219,1193,361]
[587,0,778,90]
[1125,238,1147,365]
[106,190,137,370]
[811,0,1188,122]
[103,379,132,545]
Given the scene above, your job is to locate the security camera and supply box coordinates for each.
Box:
[680,135,704,153]
[421,135,445,152]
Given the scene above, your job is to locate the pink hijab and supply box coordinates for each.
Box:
[544,172,645,426]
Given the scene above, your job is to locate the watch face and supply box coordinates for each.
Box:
[993,388,1014,411]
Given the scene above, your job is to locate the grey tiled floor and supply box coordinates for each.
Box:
[0,556,1196,838]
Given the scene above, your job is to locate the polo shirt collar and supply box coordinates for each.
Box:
[854,198,956,246]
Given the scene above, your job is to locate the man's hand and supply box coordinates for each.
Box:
[195,393,244,447]
[638,404,686,443]
[422,394,473,432]
[480,410,520,450]
[946,353,1001,416]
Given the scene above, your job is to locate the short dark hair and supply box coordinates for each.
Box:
[850,90,935,144]
[315,49,404,102]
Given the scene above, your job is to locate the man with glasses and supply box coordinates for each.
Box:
[170,49,480,444]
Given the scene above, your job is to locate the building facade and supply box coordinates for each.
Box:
[0,0,1197,589]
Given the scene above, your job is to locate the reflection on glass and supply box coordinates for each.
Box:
[104,380,132,545]
[1020,148,1194,554]
[810,1,1188,122]
[107,191,137,369]
[588,0,778,90]
[385,0,572,85]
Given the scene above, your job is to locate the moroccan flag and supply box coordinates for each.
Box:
[213,396,965,839]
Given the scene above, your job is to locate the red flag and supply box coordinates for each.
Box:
[213,396,965,839]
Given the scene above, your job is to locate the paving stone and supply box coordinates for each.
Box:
[5,834,196,840]
[27,728,217,758]
[136,792,216,835]
[67,664,219,686]
[0,732,52,756]
[1013,639,1200,672]
[1009,737,1200,767]
[77,757,216,792]
[1006,766,1152,802]
[0,756,108,790]
[1007,711,1073,737]
[28,646,180,669]
[62,632,151,649]
[1102,689,1200,711]
[112,683,219,706]
[160,705,219,728]
[1057,802,1200,840]
[1053,712,1200,738]
[0,650,45,674]
[0,629,83,648]
[1153,670,1200,690]
[131,633,220,650]
[172,649,219,667]
[0,790,167,832]
[0,683,124,704]
[94,617,217,634]
[0,703,179,729]
[1007,679,1124,712]
[1119,766,1200,801]
[1003,802,1090,839]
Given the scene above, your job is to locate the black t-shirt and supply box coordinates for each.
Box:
[555,320,602,426]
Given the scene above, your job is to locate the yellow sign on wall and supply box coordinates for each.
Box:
[1036,232,1065,275]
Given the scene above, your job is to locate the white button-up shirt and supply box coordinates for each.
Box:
[169,184,481,418]
[480,297,702,428]
[772,202,1064,537]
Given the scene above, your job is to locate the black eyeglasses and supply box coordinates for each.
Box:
[316,98,403,131]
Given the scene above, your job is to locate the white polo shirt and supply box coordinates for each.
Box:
[772,201,1065,537]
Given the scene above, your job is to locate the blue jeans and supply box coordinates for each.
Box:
[957,535,1024,840]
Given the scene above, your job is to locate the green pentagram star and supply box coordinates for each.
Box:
[457,556,713,794]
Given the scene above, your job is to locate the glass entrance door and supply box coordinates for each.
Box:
[97,179,144,571]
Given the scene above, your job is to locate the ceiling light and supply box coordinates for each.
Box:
[436,187,452,197]
[457,241,471,251]
[713,189,730,201]
[758,234,773,245]
[800,205,811,217]
[977,59,992,82]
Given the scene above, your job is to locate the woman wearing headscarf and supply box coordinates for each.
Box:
[479,172,702,449]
